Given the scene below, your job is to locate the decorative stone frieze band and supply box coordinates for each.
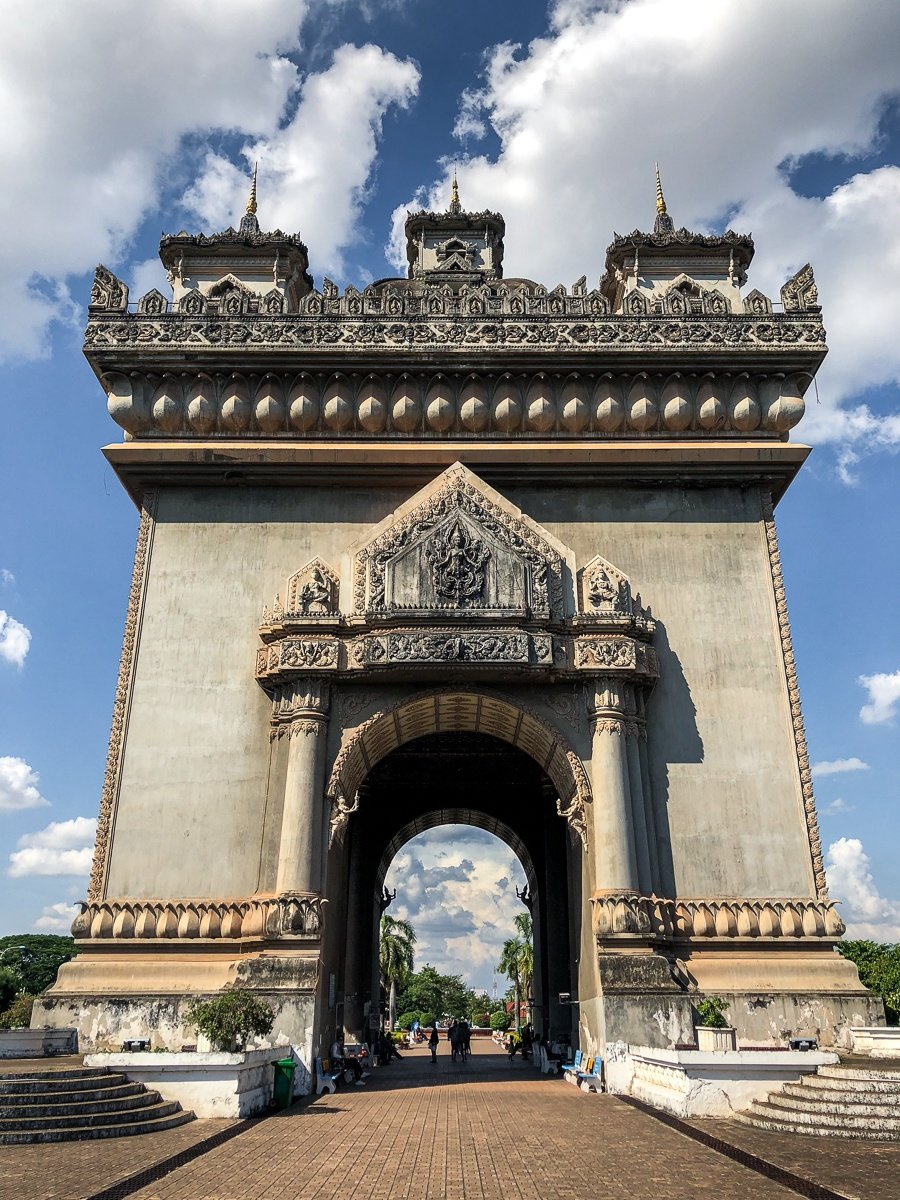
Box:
[72,892,325,941]
[87,491,158,903]
[98,367,812,439]
[762,491,827,899]
[590,894,845,942]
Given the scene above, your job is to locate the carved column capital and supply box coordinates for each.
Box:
[270,678,331,739]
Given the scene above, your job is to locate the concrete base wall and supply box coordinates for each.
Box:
[84,1049,283,1117]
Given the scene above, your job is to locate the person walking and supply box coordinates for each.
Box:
[429,1024,439,1063]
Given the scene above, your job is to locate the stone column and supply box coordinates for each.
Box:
[623,684,655,894]
[275,680,330,895]
[589,680,639,894]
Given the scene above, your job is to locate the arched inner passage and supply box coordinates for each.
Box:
[331,731,579,1050]
[328,690,590,847]
[376,809,537,898]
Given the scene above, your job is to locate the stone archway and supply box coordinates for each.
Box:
[329,727,579,1045]
[325,688,592,848]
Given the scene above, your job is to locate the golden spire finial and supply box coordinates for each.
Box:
[449,168,461,215]
[246,162,258,216]
[655,163,667,216]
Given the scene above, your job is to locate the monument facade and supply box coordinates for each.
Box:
[36,173,880,1076]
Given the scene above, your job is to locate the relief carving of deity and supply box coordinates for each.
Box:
[587,563,618,608]
[298,567,332,615]
[425,519,490,607]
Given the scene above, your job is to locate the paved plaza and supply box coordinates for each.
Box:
[1,1043,897,1200]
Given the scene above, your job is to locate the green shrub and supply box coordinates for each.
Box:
[489,1010,511,1032]
[837,941,900,1024]
[695,995,730,1029]
[185,989,275,1051]
[0,993,35,1029]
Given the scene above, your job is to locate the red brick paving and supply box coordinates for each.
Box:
[2,1043,897,1199]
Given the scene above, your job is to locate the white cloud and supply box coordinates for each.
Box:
[826,837,900,940]
[185,43,419,279]
[0,757,48,811]
[0,1,413,360]
[0,570,14,586]
[384,825,527,990]
[34,901,80,932]
[390,0,900,469]
[8,816,97,877]
[812,757,870,778]
[859,671,900,725]
[821,798,855,815]
[0,611,30,668]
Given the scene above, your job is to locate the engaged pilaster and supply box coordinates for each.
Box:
[589,680,640,894]
[272,680,331,894]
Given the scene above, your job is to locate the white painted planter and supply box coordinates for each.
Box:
[850,1026,900,1058]
[0,1028,77,1058]
[615,1045,839,1118]
[84,1048,286,1117]
[696,1026,737,1052]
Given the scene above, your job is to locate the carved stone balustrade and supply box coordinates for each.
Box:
[72,893,325,942]
[590,894,846,943]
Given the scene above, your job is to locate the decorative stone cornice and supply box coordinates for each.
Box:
[72,892,324,941]
[97,368,814,441]
[591,894,845,942]
[87,491,157,903]
[762,490,826,898]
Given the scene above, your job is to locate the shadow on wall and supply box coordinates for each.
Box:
[645,619,703,898]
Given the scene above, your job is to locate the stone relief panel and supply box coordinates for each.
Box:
[579,554,633,615]
[285,558,339,617]
[351,462,571,619]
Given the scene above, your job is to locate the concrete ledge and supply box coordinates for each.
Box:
[84,1048,284,1117]
[611,1045,838,1118]
[850,1027,900,1058]
[0,1028,77,1058]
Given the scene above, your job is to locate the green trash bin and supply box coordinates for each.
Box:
[273,1057,296,1110]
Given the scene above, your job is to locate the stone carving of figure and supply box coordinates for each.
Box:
[425,519,490,607]
[298,567,332,615]
[587,563,618,608]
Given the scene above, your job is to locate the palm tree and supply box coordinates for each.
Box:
[514,913,534,1021]
[379,915,416,1030]
[497,936,523,1032]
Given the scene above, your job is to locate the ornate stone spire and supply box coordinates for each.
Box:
[448,168,462,215]
[240,163,260,235]
[654,163,674,235]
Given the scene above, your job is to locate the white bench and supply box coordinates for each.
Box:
[315,1056,343,1096]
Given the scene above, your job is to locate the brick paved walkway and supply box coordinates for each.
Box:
[2,1043,897,1200]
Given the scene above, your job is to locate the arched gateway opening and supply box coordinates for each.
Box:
[322,693,588,1050]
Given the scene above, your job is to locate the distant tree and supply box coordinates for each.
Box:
[0,994,35,1030]
[837,940,900,1023]
[379,916,416,1029]
[489,1010,511,1032]
[0,968,18,1013]
[0,935,77,995]
[498,911,534,1031]
[497,938,523,1032]
[395,964,477,1024]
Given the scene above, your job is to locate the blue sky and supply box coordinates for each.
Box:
[1,0,898,984]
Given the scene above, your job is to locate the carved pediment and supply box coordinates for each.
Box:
[285,558,339,617]
[349,463,575,619]
[579,554,632,614]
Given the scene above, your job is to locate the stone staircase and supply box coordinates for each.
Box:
[0,1064,194,1144]
[737,1063,900,1141]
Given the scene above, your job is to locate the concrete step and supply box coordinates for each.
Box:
[0,1108,194,1145]
[801,1073,900,1095]
[765,1090,900,1120]
[0,1066,108,1085]
[734,1110,900,1142]
[0,1088,161,1120]
[0,1081,144,1106]
[0,1097,180,1133]
[743,1099,900,1135]
[0,1071,129,1096]
[818,1064,900,1084]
